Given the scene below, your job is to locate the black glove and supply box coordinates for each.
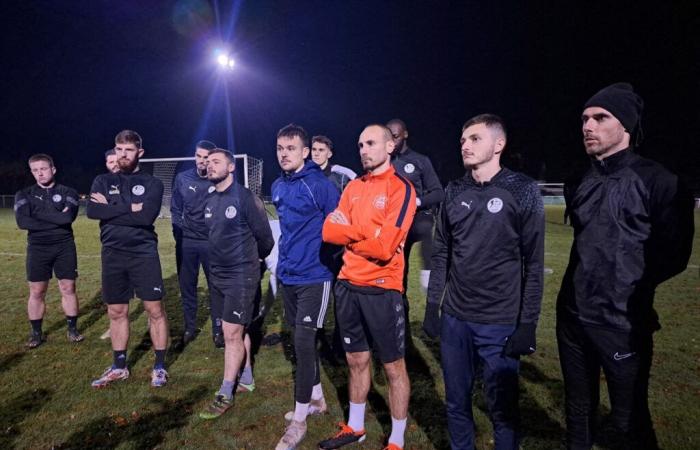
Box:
[504,323,537,358]
[422,303,441,339]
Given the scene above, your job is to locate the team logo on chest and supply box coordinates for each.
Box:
[225,205,237,219]
[132,185,145,196]
[373,195,387,210]
[487,197,503,213]
[208,186,216,194]
[52,194,62,202]
[404,163,415,174]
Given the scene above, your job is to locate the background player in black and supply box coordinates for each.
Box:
[424,114,544,449]
[14,153,83,348]
[199,149,274,419]
[311,135,357,193]
[171,139,218,346]
[387,119,443,296]
[105,148,119,174]
[87,130,170,388]
[557,84,694,450]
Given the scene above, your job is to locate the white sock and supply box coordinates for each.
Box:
[420,270,431,294]
[348,402,366,431]
[293,401,309,423]
[389,416,407,448]
[311,383,324,401]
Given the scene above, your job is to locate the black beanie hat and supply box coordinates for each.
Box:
[584,82,644,146]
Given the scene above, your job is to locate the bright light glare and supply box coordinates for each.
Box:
[228,59,235,68]
[217,54,228,66]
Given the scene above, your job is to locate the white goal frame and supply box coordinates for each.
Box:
[140,154,263,218]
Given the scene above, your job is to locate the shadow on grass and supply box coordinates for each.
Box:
[0,388,53,449]
[519,360,567,447]
[56,385,208,449]
[0,352,25,375]
[42,291,106,337]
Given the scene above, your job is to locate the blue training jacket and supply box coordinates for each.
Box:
[272,160,340,285]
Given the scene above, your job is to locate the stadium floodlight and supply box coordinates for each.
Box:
[215,50,235,70]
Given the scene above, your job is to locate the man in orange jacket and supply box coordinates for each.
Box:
[319,124,416,450]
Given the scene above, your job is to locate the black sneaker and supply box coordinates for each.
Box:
[26,331,45,349]
[318,422,366,449]
[67,328,85,343]
[213,333,225,349]
[183,330,196,345]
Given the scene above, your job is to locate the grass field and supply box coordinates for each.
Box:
[0,206,697,450]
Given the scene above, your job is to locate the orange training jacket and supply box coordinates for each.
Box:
[322,165,416,292]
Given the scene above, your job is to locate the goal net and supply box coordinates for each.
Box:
[140,154,263,218]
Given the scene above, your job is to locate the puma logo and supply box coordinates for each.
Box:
[232,311,243,319]
[461,201,472,209]
[34,195,43,201]
[188,185,197,193]
[153,287,162,293]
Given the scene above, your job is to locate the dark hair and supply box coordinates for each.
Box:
[209,148,235,164]
[461,113,507,139]
[105,148,116,158]
[115,129,143,149]
[312,135,333,151]
[277,123,309,148]
[363,123,393,141]
[28,153,54,167]
[196,140,216,151]
[386,118,407,131]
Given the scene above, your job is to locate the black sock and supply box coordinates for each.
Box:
[113,350,127,369]
[66,315,78,330]
[154,349,166,370]
[294,326,318,404]
[30,319,43,335]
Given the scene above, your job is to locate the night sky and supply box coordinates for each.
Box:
[2,1,699,195]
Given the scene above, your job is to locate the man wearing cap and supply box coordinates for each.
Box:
[557,83,694,449]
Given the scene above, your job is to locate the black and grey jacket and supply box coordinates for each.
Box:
[427,168,545,325]
[14,183,79,244]
[557,149,694,332]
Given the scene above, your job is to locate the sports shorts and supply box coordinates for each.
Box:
[334,279,406,363]
[101,247,164,304]
[280,280,331,329]
[210,271,260,326]
[26,240,78,282]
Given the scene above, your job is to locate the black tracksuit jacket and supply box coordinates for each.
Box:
[557,149,694,332]
[203,182,274,277]
[86,170,164,255]
[392,147,444,212]
[14,183,79,244]
[427,168,545,325]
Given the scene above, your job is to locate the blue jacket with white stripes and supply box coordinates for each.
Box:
[272,160,340,285]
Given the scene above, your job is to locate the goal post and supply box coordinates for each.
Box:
[139,154,263,218]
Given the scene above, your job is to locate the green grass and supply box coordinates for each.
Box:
[0,206,697,449]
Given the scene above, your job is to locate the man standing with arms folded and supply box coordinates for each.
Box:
[199,148,274,419]
[105,149,119,174]
[272,124,339,450]
[387,119,443,296]
[87,130,170,388]
[320,124,416,450]
[423,114,545,450]
[171,139,221,347]
[15,153,83,348]
[557,83,694,450]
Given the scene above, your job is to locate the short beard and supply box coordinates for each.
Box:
[118,157,139,174]
[208,173,229,185]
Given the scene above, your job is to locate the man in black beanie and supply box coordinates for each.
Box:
[556,83,695,449]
